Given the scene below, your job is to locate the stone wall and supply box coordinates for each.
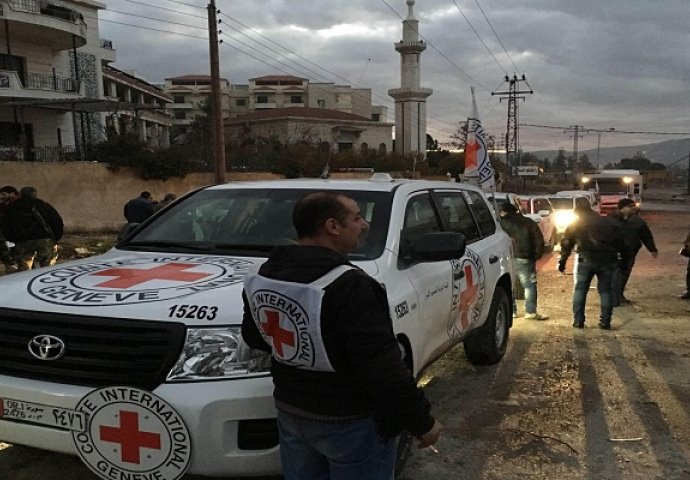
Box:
[0,161,281,232]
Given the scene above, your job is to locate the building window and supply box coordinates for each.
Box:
[379,143,387,154]
[236,98,247,106]
[338,142,353,152]
[317,99,326,108]
[256,95,269,104]
[361,142,369,153]
[290,95,303,104]
[173,95,185,103]
[174,111,186,120]
[371,114,380,121]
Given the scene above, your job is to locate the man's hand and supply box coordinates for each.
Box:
[416,420,441,449]
[651,251,658,258]
[558,259,566,273]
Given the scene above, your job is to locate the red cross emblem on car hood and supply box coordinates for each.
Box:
[91,263,212,288]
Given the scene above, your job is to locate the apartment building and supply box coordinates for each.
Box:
[0,0,116,161]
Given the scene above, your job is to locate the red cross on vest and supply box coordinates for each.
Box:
[99,410,161,464]
[261,310,295,357]
[91,263,211,288]
[458,264,478,329]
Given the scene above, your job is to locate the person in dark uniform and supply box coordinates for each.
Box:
[558,203,627,329]
[498,202,548,319]
[0,186,63,271]
[242,192,440,480]
[0,185,19,272]
[123,191,154,223]
[609,198,658,305]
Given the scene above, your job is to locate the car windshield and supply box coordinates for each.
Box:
[548,197,575,209]
[119,188,392,260]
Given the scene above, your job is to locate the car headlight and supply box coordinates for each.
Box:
[554,210,577,229]
[167,327,271,381]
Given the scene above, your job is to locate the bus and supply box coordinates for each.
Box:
[580,169,643,214]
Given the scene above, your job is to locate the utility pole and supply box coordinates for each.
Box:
[492,74,533,177]
[208,0,225,184]
[564,125,583,180]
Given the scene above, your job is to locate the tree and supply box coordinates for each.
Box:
[551,148,567,173]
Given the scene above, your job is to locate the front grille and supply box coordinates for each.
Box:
[0,308,186,390]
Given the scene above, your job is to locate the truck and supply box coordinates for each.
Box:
[579,169,643,214]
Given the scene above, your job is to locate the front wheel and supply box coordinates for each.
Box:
[463,287,510,365]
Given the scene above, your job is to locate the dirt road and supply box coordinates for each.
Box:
[1,207,689,480]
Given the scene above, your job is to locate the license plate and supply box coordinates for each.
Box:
[0,397,86,432]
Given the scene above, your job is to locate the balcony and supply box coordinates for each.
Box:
[0,0,88,50]
[254,102,276,109]
[0,69,83,100]
[99,38,116,63]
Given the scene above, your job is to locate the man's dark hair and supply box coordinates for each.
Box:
[499,202,518,214]
[20,186,37,198]
[0,186,18,195]
[617,198,635,209]
[293,192,350,238]
[140,191,152,199]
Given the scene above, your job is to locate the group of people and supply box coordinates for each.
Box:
[500,196,666,330]
[0,185,64,272]
[123,191,177,223]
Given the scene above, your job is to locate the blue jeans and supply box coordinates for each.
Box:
[514,258,538,314]
[277,411,398,480]
[573,256,616,325]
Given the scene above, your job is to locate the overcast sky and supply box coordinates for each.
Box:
[99,0,690,154]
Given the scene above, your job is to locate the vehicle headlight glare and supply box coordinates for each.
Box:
[167,327,271,381]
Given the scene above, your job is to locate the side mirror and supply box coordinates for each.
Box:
[410,232,466,262]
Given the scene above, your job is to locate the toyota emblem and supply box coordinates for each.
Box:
[28,335,65,361]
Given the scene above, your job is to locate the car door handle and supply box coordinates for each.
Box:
[489,255,499,264]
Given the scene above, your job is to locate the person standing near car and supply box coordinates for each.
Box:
[498,202,549,320]
[0,185,20,273]
[609,198,658,305]
[0,187,63,271]
[242,191,440,480]
[123,191,155,223]
[558,203,628,329]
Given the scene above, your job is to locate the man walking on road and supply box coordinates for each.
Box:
[558,203,628,329]
[242,192,440,480]
[498,202,548,320]
[609,198,658,305]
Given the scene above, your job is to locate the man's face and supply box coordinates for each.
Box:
[0,192,8,204]
[621,204,636,216]
[333,196,369,254]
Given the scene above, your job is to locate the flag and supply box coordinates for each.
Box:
[464,87,495,191]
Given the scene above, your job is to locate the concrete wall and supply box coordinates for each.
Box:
[0,161,281,233]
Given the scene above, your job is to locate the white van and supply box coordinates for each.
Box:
[556,190,601,214]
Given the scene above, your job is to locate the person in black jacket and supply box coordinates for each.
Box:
[242,191,440,480]
[498,202,548,320]
[123,191,154,223]
[558,203,627,329]
[0,186,63,271]
[609,198,658,305]
[0,185,19,272]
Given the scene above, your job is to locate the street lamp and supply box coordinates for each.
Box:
[596,127,615,170]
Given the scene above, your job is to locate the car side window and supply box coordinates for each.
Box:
[575,197,590,209]
[466,191,496,236]
[400,194,442,259]
[436,191,480,242]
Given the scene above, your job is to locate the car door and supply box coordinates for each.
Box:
[533,197,555,245]
[398,191,455,366]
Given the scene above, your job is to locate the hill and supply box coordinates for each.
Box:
[529,137,690,168]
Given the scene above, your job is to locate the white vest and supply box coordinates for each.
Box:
[244,265,355,372]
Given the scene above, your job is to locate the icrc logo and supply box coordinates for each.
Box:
[28,256,254,306]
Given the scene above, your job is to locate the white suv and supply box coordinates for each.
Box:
[0,176,514,479]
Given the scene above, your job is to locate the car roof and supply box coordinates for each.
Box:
[204,174,487,195]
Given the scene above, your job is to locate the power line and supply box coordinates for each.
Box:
[113,0,206,18]
[98,17,207,39]
[520,123,690,135]
[450,0,508,75]
[380,0,491,92]
[473,0,521,73]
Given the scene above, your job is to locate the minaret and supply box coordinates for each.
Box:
[388,0,433,160]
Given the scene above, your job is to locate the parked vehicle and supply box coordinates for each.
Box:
[579,169,643,214]
[556,190,601,214]
[0,175,515,479]
[486,192,526,215]
[520,195,558,252]
[548,194,593,237]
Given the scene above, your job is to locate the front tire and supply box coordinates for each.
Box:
[463,287,510,365]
